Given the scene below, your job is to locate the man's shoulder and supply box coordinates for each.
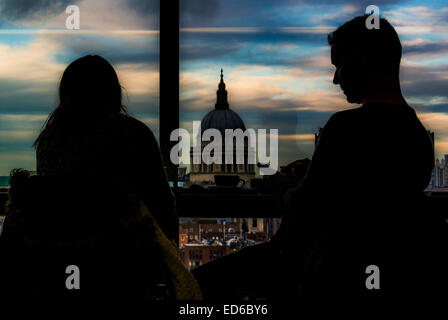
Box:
[332,106,363,118]
[326,106,363,127]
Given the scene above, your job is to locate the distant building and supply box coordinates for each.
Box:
[179,243,230,270]
[189,69,256,187]
[426,131,447,189]
[179,226,189,247]
[248,218,264,233]
[246,231,267,242]
[178,216,280,269]
[432,154,448,188]
[180,221,200,242]
[180,219,241,242]
[265,218,282,240]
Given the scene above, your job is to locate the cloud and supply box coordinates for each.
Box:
[181,41,244,63]
[0,152,35,175]
[279,133,315,141]
[0,130,36,144]
[0,113,43,174]
[0,37,64,83]
[385,6,448,26]
[401,64,448,99]
[402,38,448,55]
[0,30,160,113]
[116,63,159,98]
[0,37,64,113]
[180,33,331,74]
[79,0,158,30]
[126,0,159,19]
[55,33,159,66]
[385,6,448,36]
[413,104,448,114]
[0,0,159,30]
[0,114,47,130]
[309,4,358,25]
[0,0,79,21]
[179,0,402,28]
[180,0,220,27]
[181,63,347,114]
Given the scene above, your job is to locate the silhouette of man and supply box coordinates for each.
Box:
[193,16,447,300]
[275,16,446,298]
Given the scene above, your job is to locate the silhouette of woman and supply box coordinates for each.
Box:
[34,55,176,241]
[0,55,202,302]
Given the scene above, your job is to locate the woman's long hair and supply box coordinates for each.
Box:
[34,55,127,148]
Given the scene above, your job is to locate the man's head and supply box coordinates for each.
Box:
[328,16,402,104]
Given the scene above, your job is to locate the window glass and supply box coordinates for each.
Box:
[179,0,448,268]
[0,0,160,184]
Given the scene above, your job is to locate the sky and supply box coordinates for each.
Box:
[0,0,160,175]
[1,0,448,175]
[179,0,448,169]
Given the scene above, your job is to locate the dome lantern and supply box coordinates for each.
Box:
[201,69,246,135]
[215,68,229,110]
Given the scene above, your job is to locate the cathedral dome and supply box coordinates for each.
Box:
[189,69,256,184]
[201,69,246,134]
[201,109,246,134]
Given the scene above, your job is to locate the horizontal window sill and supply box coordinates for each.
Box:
[2,187,448,219]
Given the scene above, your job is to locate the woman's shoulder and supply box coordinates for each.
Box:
[109,113,155,138]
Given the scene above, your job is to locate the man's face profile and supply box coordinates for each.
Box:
[331,44,364,104]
